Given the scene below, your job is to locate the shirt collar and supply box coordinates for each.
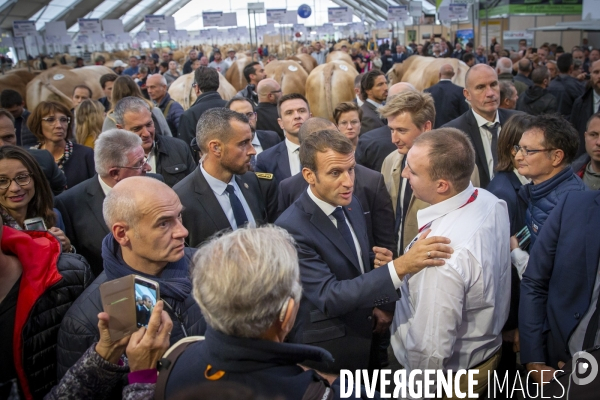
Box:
[416,183,475,230]
[472,109,500,128]
[366,98,383,109]
[307,186,337,217]
[513,169,530,185]
[593,90,600,106]
[98,175,113,196]
[285,138,300,153]
[200,162,232,195]
[252,132,261,146]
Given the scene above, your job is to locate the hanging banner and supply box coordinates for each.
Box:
[248,2,265,13]
[409,1,422,17]
[448,4,468,18]
[328,7,353,23]
[223,12,237,26]
[266,9,287,24]
[203,11,224,27]
[144,15,167,31]
[78,18,101,34]
[388,5,409,22]
[102,19,124,34]
[12,21,37,37]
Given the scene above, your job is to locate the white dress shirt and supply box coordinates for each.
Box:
[594,90,600,114]
[146,144,157,173]
[391,184,511,395]
[252,133,263,155]
[285,138,301,176]
[472,110,501,181]
[366,98,383,109]
[200,162,256,230]
[98,175,113,196]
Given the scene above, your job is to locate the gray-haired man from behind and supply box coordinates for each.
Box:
[54,129,152,276]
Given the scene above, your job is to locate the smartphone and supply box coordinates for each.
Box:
[532,47,538,53]
[515,226,531,250]
[24,217,47,231]
[100,275,160,341]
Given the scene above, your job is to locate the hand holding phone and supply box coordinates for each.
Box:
[95,311,131,364]
[515,226,531,250]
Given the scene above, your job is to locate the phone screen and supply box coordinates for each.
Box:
[135,279,158,328]
[24,219,47,231]
[515,226,531,250]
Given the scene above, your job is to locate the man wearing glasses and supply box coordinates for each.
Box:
[256,78,284,140]
[113,96,195,188]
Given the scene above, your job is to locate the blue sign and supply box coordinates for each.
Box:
[298,4,312,18]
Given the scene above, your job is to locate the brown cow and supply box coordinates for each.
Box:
[387,56,469,91]
[25,65,114,110]
[0,69,39,105]
[286,53,318,74]
[326,51,353,65]
[168,72,236,110]
[225,57,252,92]
[305,61,358,122]
[263,60,308,96]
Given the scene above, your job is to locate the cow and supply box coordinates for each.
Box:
[305,60,358,122]
[263,60,308,96]
[326,51,353,65]
[286,53,318,74]
[167,72,236,110]
[387,56,469,91]
[25,65,114,110]
[0,69,38,107]
[225,56,252,91]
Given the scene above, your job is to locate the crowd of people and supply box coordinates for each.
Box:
[0,35,599,400]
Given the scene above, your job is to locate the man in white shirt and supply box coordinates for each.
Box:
[391,127,511,398]
[310,41,328,65]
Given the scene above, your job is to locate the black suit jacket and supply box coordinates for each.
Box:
[27,149,67,196]
[443,109,520,188]
[154,135,196,187]
[275,192,399,372]
[355,125,395,172]
[256,102,284,140]
[277,164,396,255]
[177,92,227,147]
[360,101,386,134]
[173,166,278,248]
[255,141,291,186]
[63,143,95,189]
[424,80,469,128]
[255,129,281,150]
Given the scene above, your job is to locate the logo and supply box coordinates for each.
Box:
[572,351,598,386]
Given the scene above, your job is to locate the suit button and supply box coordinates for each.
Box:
[367,316,372,320]
[575,313,581,319]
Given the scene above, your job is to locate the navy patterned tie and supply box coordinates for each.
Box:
[225,185,248,229]
[331,207,359,265]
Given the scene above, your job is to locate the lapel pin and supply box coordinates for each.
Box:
[244,183,249,189]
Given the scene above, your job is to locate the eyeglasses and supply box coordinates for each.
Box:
[244,112,257,120]
[42,116,70,125]
[513,145,556,157]
[338,120,361,127]
[0,173,32,190]
[116,157,148,170]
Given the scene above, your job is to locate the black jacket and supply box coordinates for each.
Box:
[153,135,196,187]
[255,129,281,150]
[236,85,258,106]
[256,102,284,140]
[516,85,558,116]
[62,143,95,189]
[177,92,227,147]
[27,149,67,196]
[424,80,469,128]
[359,101,386,134]
[2,227,92,399]
[98,97,111,112]
[548,74,585,117]
[355,125,395,172]
[570,86,595,158]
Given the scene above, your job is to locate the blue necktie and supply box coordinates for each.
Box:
[395,158,412,255]
[331,207,359,265]
[484,122,500,169]
[225,184,248,229]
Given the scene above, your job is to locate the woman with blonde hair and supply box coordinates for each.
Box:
[75,99,104,148]
[101,75,172,136]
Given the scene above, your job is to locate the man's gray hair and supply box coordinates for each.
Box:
[148,74,167,86]
[94,129,142,177]
[195,107,249,153]
[113,96,151,125]
[496,57,513,74]
[191,225,302,338]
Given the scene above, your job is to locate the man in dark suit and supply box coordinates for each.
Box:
[424,64,469,128]
[514,58,534,88]
[520,190,600,385]
[359,70,388,134]
[114,97,196,187]
[54,129,152,276]
[173,108,277,248]
[178,67,227,147]
[256,78,284,140]
[255,93,311,186]
[392,45,407,64]
[548,53,585,117]
[276,117,396,256]
[275,129,453,373]
[443,64,520,188]
[451,42,466,60]
[355,82,415,172]
[0,109,67,195]
[0,89,37,147]
[225,96,280,160]
[570,59,600,158]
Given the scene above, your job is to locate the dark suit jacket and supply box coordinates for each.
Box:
[277,165,396,255]
[256,102,284,140]
[27,148,67,196]
[177,92,227,147]
[392,53,407,64]
[355,125,395,172]
[442,108,520,188]
[154,135,196,187]
[255,141,291,186]
[570,87,595,158]
[173,166,278,248]
[520,191,600,368]
[54,175,108,276]
[255,129,281,150]
[424,80,469,128]
[487,171,527,236]
[63,143,95,189]
[514,73,534,88]
[275,192,400,372]
[547,74,585,117]
[360,101,386,134]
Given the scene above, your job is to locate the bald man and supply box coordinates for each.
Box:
[424,64,469,128]
[443,64,521,188]
[355,82,416,172]
[57,177,206,379]
[256,78,284,139]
